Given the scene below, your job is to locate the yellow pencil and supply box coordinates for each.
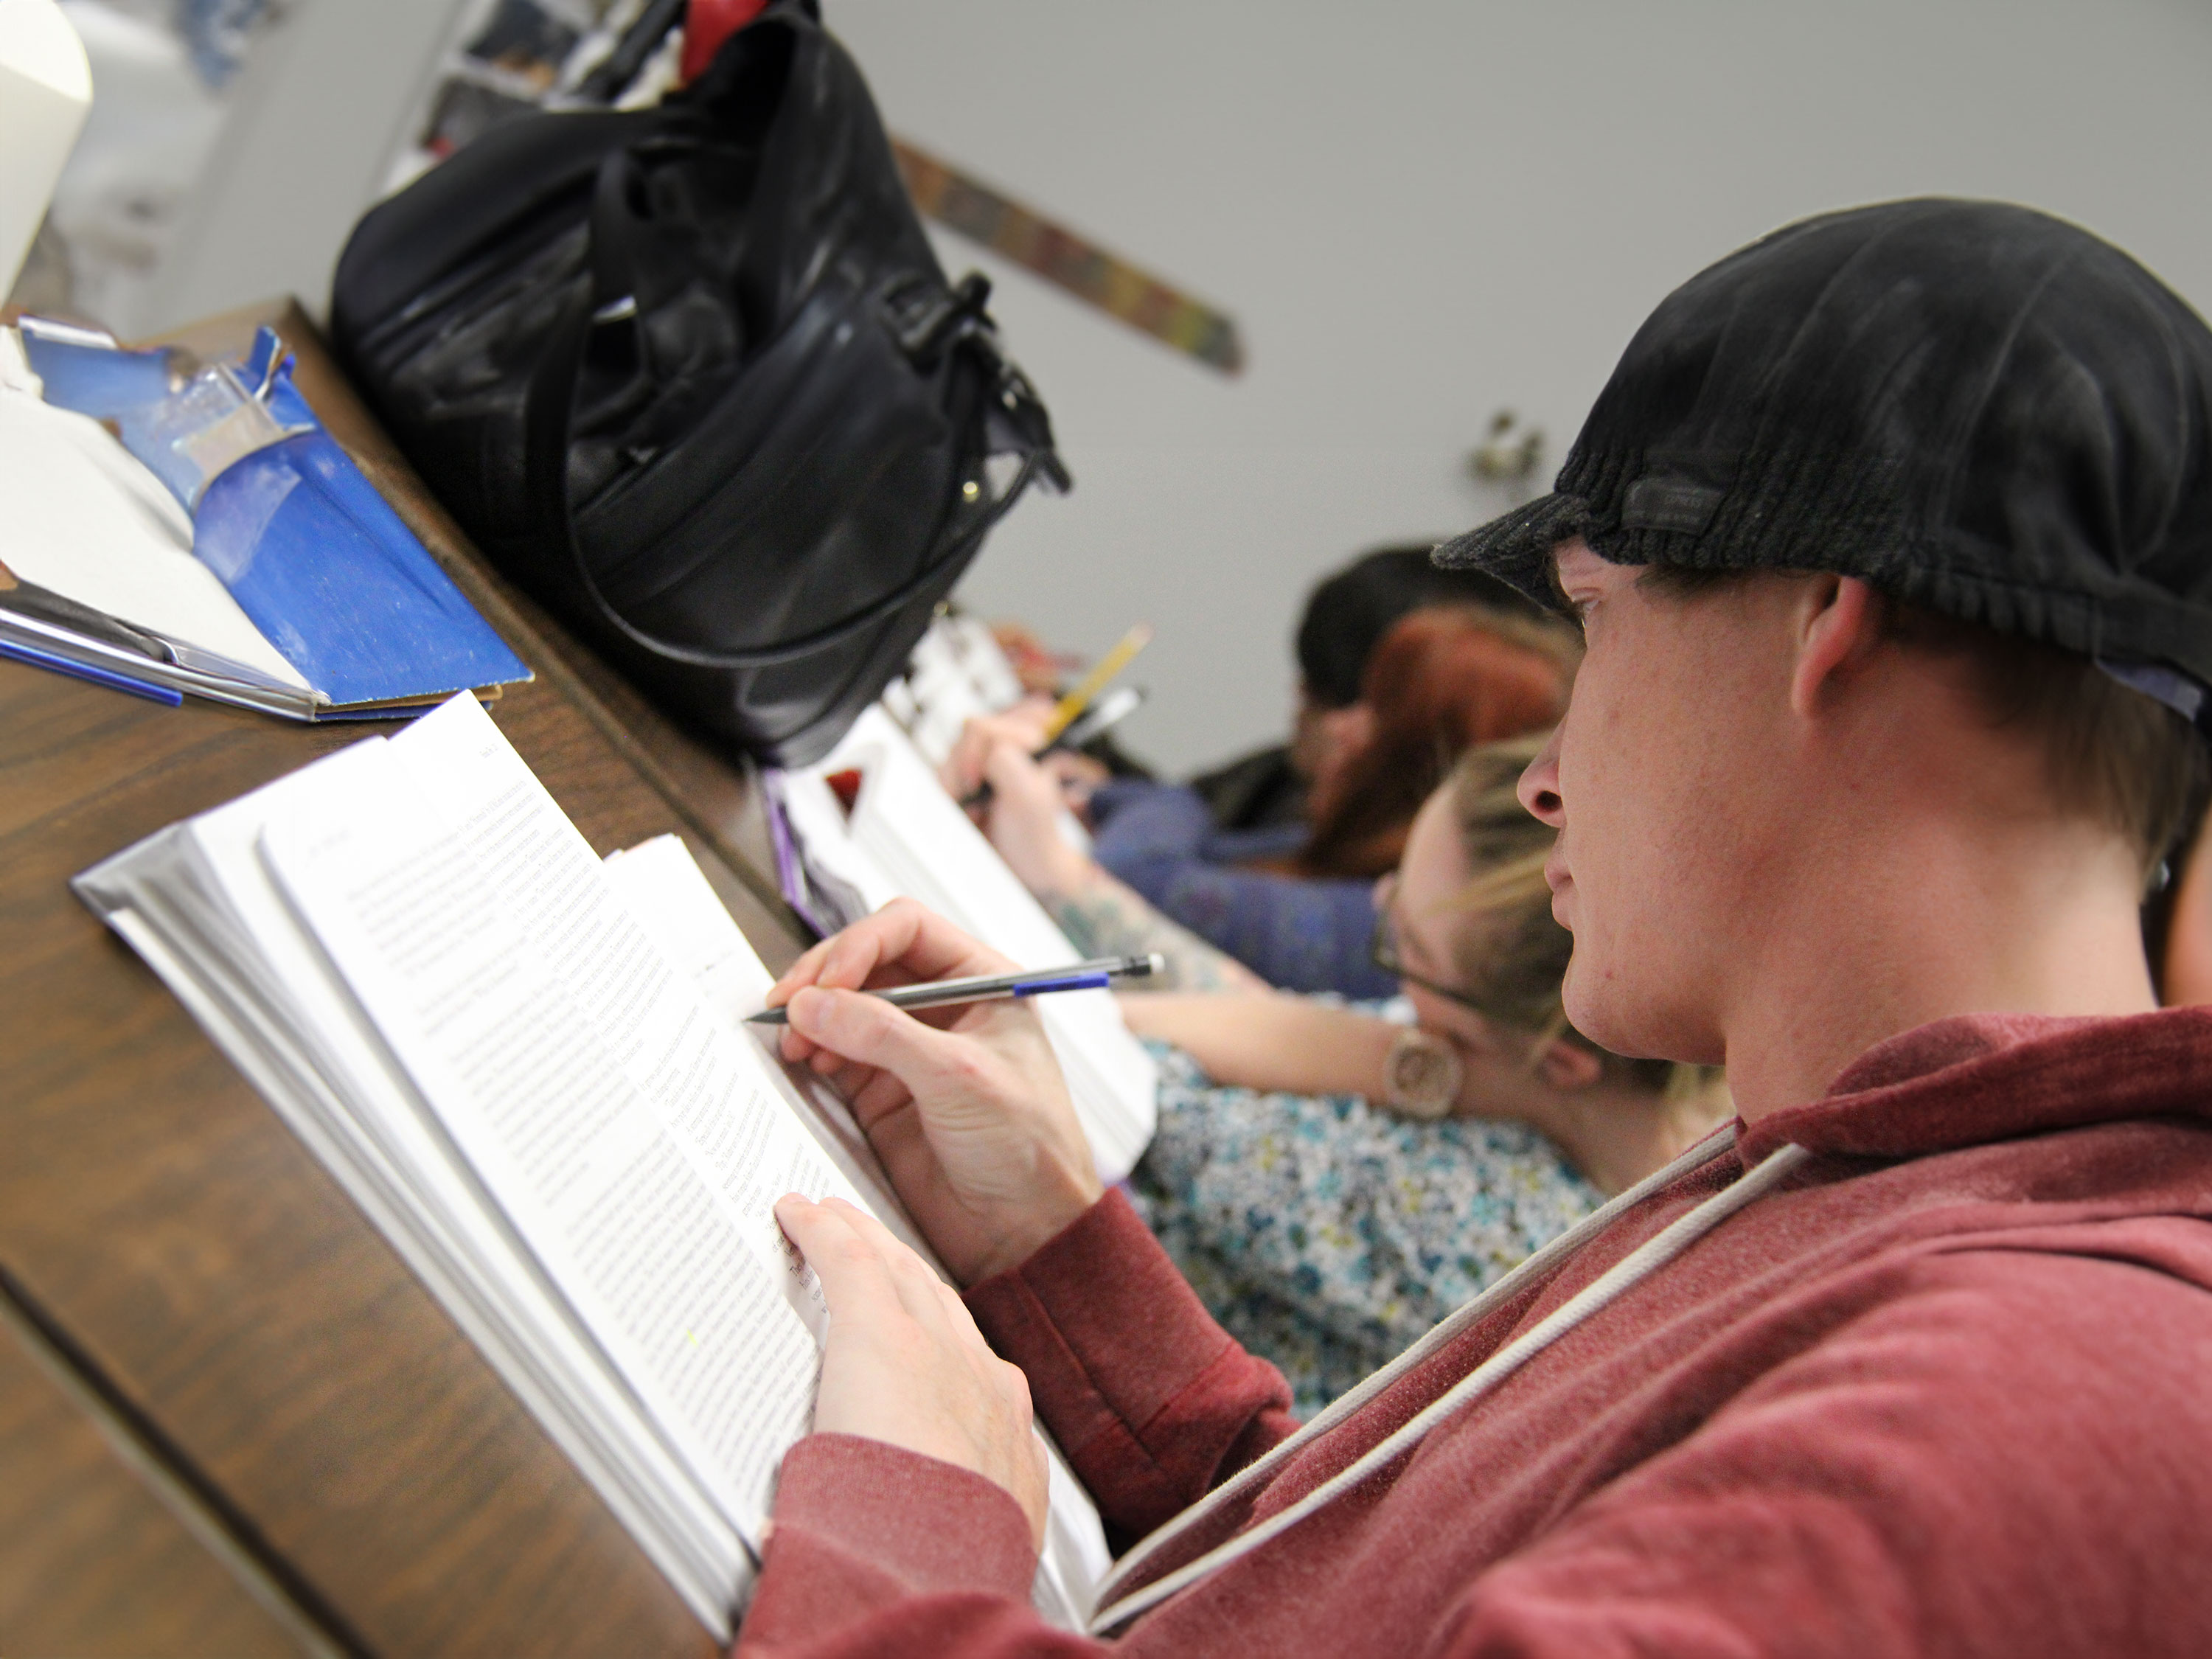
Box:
[1040,623,1152,743]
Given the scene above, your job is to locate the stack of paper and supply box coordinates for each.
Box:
[74,694,1107,1638]
[882,613,1030,765]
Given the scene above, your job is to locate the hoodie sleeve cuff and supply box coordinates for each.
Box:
[963,1189,1292,1536]
[746,1433,1037,1638]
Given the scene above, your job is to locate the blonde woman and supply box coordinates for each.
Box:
[983,732,1727,1413]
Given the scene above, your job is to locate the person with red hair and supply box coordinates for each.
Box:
[1279,605,1575,882]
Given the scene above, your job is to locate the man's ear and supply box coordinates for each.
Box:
[1789,574,1886,718]
[1536,1037,1605,1091]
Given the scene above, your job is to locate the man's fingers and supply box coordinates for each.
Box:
[768,900,1018,1014]
[844,1065,919,1135]
[817,1198,960,1328]
[779,1197,987,1378]
[785,982,984,1096]
[773,1196,905,1324]
[817,1202,1023,1393]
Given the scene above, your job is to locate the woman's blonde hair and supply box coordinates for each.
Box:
[1439,734,1725,1117]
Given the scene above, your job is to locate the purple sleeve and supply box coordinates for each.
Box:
[1090,785,1396,998]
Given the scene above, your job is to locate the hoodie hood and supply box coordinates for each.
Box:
[1738,1006,2212,1164]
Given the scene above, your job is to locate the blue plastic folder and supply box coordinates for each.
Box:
[21,323,530,715]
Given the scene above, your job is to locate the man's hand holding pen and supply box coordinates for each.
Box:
[767,897,1102,1285]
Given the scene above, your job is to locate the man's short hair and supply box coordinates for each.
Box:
[1638,562,2209,886]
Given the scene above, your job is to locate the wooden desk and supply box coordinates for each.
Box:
[0,303,813,1658]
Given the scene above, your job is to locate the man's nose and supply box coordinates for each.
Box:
[1517,728,1565,826]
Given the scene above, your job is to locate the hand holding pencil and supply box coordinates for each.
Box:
[939,622,1151,806]
[1036,622,1151,745]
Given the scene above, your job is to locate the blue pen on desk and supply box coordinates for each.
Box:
[747,953,1164,1025]
[0,636,181,706]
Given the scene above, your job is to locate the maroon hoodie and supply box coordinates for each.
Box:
[738,1009,2212,1657]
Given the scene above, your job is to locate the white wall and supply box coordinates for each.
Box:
[137,0,461,335]
[827,0,2212,775]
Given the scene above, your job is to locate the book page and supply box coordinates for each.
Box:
[604,835,779,1025]
[176,787,749,1573]
[604,832,1113,1622]
[389,698,851,1255]
[259,703,852,1540]
[602,834,902,1237]
[74,759,754,1632]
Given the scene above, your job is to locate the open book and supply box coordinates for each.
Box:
[770,705,1159,1183]
[72,693,1108,1638]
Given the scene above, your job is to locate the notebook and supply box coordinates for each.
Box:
[1,321,531,719]
[72,692,1108,1638]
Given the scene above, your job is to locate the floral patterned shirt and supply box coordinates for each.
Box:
[1128,1020,1599,1418]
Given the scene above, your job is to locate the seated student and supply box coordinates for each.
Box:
[1190,545,1554,832]
[952,603,1574,998]
[754,200,2212,1656]
[1113,736,1726,1416]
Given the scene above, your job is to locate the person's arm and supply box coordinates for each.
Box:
[1048,866,1271,994]
[1083,780,1217,889]
[1138,862,1399,999]
[744,1190,1295,1659]
[980,741,1393,1000]
[1117,992,1398,1098]
[975,740,1270,994]
[759,901,1298,1503]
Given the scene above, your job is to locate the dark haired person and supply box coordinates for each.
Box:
[1191,546,1551,832]
[752,200,2212,1657]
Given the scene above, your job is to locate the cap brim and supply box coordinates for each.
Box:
[1431,492,1590,613]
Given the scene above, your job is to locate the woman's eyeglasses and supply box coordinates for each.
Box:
[1369,874,1491,1015]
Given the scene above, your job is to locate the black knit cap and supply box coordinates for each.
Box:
[1435,198,2212,726]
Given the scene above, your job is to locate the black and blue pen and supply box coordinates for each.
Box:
[745,953,1164,1026]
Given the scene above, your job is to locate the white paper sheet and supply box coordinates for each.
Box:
[0,341,307,688]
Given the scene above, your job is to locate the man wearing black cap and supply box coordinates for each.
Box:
[743,200,2212,1658]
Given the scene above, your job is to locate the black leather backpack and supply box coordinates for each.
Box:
[330,0,1065,764]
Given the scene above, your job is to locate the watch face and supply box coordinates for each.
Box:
[1386,1029,1463,1119]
